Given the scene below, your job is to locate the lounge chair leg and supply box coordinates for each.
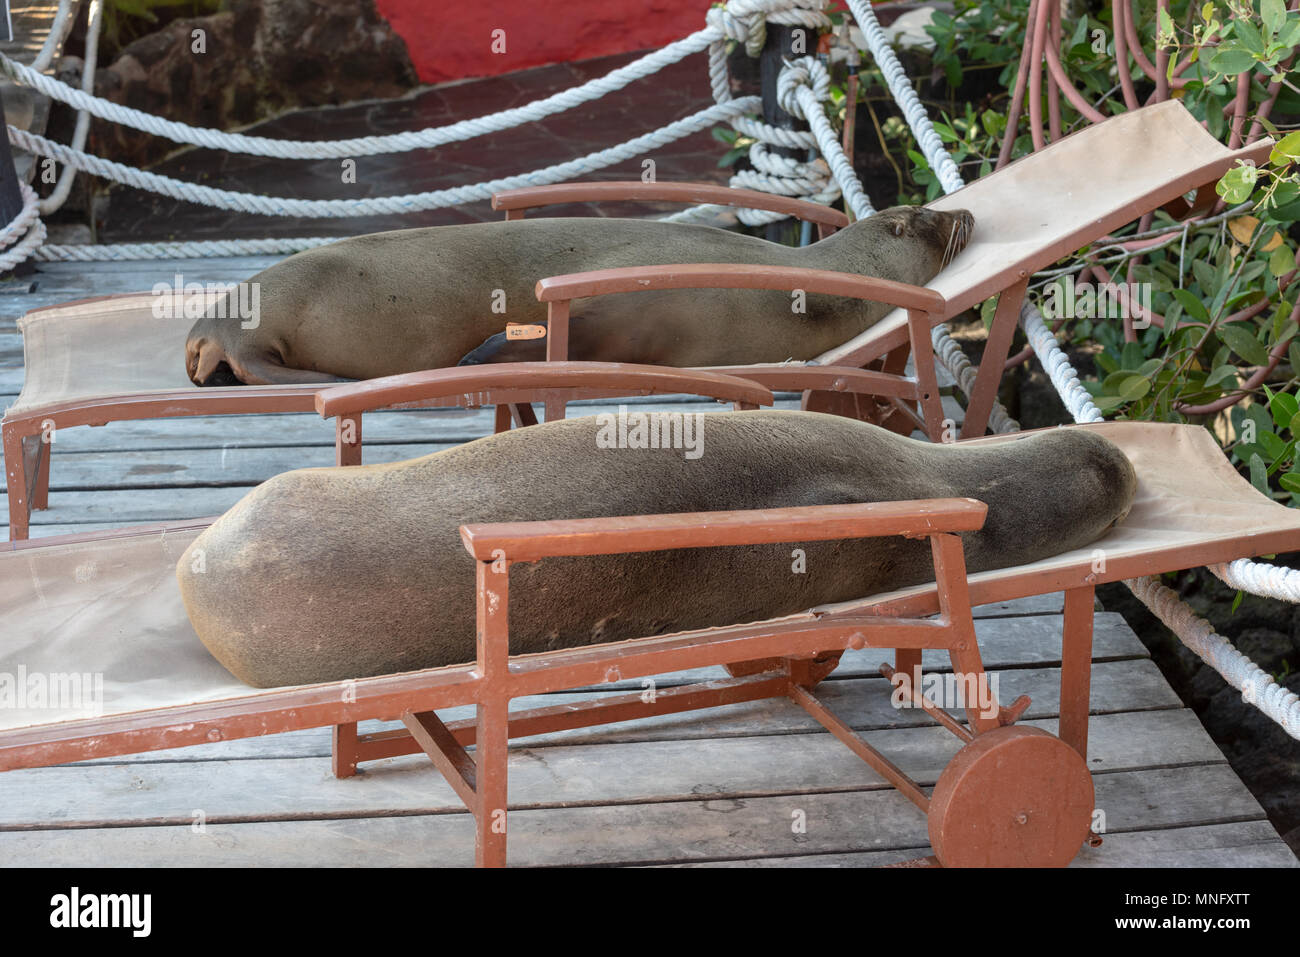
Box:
[510,403,539,429]
[474,697,510,868]
[1059,585,1096,759]
[3,424,30,541]
[960,278,1028,440]
[30,434,50,511]
[332,722,359,779]
[335,414,362,467]
[894,647,922,684]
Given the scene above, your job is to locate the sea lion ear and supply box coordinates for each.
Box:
[892,221,905,237]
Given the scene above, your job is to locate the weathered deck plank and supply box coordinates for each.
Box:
[0,764,1271,867]
[0,710,1223,829]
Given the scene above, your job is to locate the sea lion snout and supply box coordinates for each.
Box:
[930,207,975,267]
[186,336,243,387]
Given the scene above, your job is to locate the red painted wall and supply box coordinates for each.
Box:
[373,0,717,84]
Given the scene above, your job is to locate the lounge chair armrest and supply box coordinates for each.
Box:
[314,361,774,418]
[534,264,946,316]
[491,181,849,230]
[461,499,988,563]
[694,364,923,400]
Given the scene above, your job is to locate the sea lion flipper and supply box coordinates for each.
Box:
[458,330,547,365]
[232,354,354,386]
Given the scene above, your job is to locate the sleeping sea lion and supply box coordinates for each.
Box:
[183,206,974,386]
[176,412,1134,687]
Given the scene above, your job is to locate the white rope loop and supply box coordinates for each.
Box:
[1128,575,1300,739]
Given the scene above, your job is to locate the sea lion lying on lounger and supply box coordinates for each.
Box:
[177,412,1135,688]
[183,206,974,386]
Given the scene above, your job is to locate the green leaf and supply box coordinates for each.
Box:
[1217,163,1259,203]
[1290,339,1300,374]
[1270,244,1295,276]
[1206,364,1239,388]
[1208,46,1258,74]
[1235,19,1266,55]
[1271,130,1300,162]
[1231,590,1245,614]
[1280,472,1300,493]
[1290,410,1300,437]
[1171,288,1210,322]
[980,296,997,330]
[1092,394,1127,412]
[1221,323,1270,365]
[1119,375,1152,401]
[1250,453,1270,494]
[1279,18,1300,48]
[1260,429,1288,459]
[1271,391,1299,428]
[1158,6,1176,44]
[1262,0,1287,37]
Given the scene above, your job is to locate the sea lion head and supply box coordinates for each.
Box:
[184,314,245,387]
[872,205,976,277]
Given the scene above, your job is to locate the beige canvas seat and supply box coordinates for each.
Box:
[1,419,1296,865]
[3,101,1269,539]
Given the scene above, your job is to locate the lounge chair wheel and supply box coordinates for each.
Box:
[927,725,1093,868]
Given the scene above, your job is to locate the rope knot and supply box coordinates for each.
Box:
[706,0,831,58]
[775,55,830,118]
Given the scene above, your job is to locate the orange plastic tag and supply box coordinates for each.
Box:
[506,323,547,340]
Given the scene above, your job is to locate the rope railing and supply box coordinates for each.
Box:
[7,97,762,218]
[0,0,836,256]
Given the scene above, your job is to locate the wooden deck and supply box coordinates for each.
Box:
[0,257,1295,866]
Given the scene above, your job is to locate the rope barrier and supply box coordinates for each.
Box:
[7,97,761,218]
[0,27,719,158]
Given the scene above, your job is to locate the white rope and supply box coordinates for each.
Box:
[33,235,340,261]
[38,0,99,215]
[842,0,965,194]
[0,29,719,158]
[1210,559,1300,603]
[695,0,838,224]
[28,0,79,73]
[0,182,47,272]
[8,97,762,217]
[1020,300,1105,423]
[930,324,1020,433]
[1127,576,1300,739]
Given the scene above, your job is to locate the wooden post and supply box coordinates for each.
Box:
[759,23,806,246]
